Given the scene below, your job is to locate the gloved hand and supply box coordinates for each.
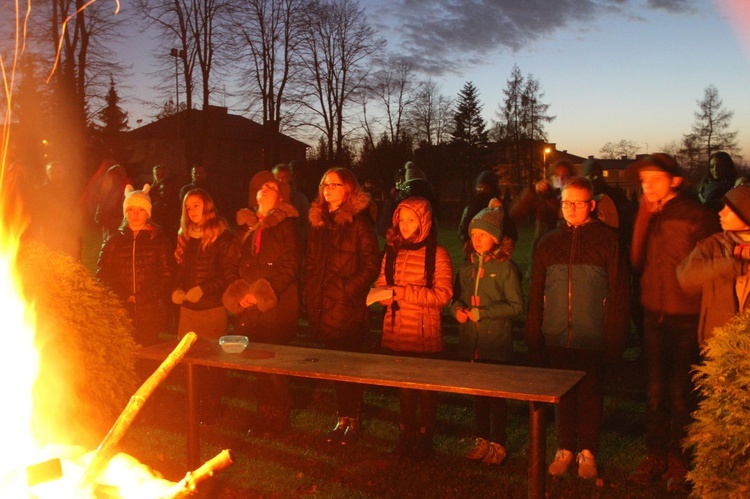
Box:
[184,286,203,303]
[171,289,186,305]
[734,244,750,261]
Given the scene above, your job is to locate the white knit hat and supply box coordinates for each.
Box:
[123,184,152,218]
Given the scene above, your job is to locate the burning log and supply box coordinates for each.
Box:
[78,332,198,493]
[166,449,233,499]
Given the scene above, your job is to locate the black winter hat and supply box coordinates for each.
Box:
[723,184,750,226]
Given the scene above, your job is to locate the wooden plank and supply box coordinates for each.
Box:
[134,339,582,403]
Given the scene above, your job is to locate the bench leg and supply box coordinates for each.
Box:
[528,401,546,499]
[186,363,200,468]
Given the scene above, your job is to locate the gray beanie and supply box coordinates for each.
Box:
[469,207,504,242]
[723,184,750,226]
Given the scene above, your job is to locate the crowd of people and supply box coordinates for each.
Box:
[13,151,747,493]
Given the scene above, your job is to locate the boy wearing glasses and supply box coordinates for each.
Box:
[526,176,630,480]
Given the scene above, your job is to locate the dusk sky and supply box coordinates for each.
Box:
[119,0,750,161]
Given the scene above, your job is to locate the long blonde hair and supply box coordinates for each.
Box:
[174,188,228,264]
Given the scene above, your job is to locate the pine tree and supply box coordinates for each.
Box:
[452,81,488,150]
[97,76,129,160]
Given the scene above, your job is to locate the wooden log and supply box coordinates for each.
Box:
[166,449,233,499]
[77,332,198,493]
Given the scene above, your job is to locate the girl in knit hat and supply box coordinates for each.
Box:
[374,196,453,460]
[450,204,524,465]
[172,188,234,424]
[96,184,174,346]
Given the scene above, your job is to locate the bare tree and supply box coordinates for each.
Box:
[599,139,639,159]
[371,60,415,145]
[22,0,127,166]
[298,0,385,163]
[686,85,739,164]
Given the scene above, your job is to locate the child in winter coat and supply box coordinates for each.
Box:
[450,203,524,465]
[375,196,453,460]
[678,183,750,345]
[97,184,173,346]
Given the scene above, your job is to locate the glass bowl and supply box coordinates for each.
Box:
[219,335,249,353]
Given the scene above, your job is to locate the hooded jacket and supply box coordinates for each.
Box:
[375,197,453,353]
[224,201,300,344]
[451,237,524,362]
[303,190,380,341]
[525,218,629,363]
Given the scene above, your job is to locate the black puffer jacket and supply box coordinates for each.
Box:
[304,191,380,341]
[96,223,174,343]
[174,229,234,311]
[228,202,300,344]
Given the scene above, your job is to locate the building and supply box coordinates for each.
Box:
[125,105,309,216]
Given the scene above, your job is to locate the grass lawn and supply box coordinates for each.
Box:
[112,220,672,498]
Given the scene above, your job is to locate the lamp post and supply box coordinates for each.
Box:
[543,147,551,180]
[169,48,184,110]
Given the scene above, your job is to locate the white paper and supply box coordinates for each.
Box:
[367,286,394,306]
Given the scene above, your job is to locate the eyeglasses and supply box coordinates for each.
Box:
[561,200,591,209]
[320,182,343,190]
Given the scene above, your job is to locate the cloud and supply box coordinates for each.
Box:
[365,0,699,75]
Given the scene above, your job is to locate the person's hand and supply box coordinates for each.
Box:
[468,307,481,323]
[184,286,203,303]
[638,196,659,214]
[391,286,405,301]
[239,293,257,308]
[535,180,552,194]
[171,289,186,305]
[455,308,469,324]
[734,244,750,261]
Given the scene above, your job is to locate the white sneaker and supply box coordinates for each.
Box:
[576,449,598,479]
[464,437,490,460]
[548,448,574,476]
[481,442,507,465]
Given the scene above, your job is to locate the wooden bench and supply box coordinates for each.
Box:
[134,339,583,499]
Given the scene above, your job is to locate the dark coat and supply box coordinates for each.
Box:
[525,219,630,364]
[96,223,174,344]
[631,192,720,315]
[225,202,300,344]
[174,229,234,311]
[303,191,381,341]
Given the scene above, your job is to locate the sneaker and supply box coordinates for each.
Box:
[665,456,691,494]
[576,449,598,479]
[481,442,507,465]
[325,417,349,444]
[629,455,668,486]
[548,449,575,476]
[464,437,490,461]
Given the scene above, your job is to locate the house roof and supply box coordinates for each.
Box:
[127,106,309,149]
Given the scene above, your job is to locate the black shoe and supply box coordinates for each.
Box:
[326,417,349,444]
[340,418,361,446]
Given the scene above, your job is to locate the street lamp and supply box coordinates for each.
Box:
[543,147,551,179]
[170,48,184,110]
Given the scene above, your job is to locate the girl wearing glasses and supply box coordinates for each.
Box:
[304,167,381,445]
